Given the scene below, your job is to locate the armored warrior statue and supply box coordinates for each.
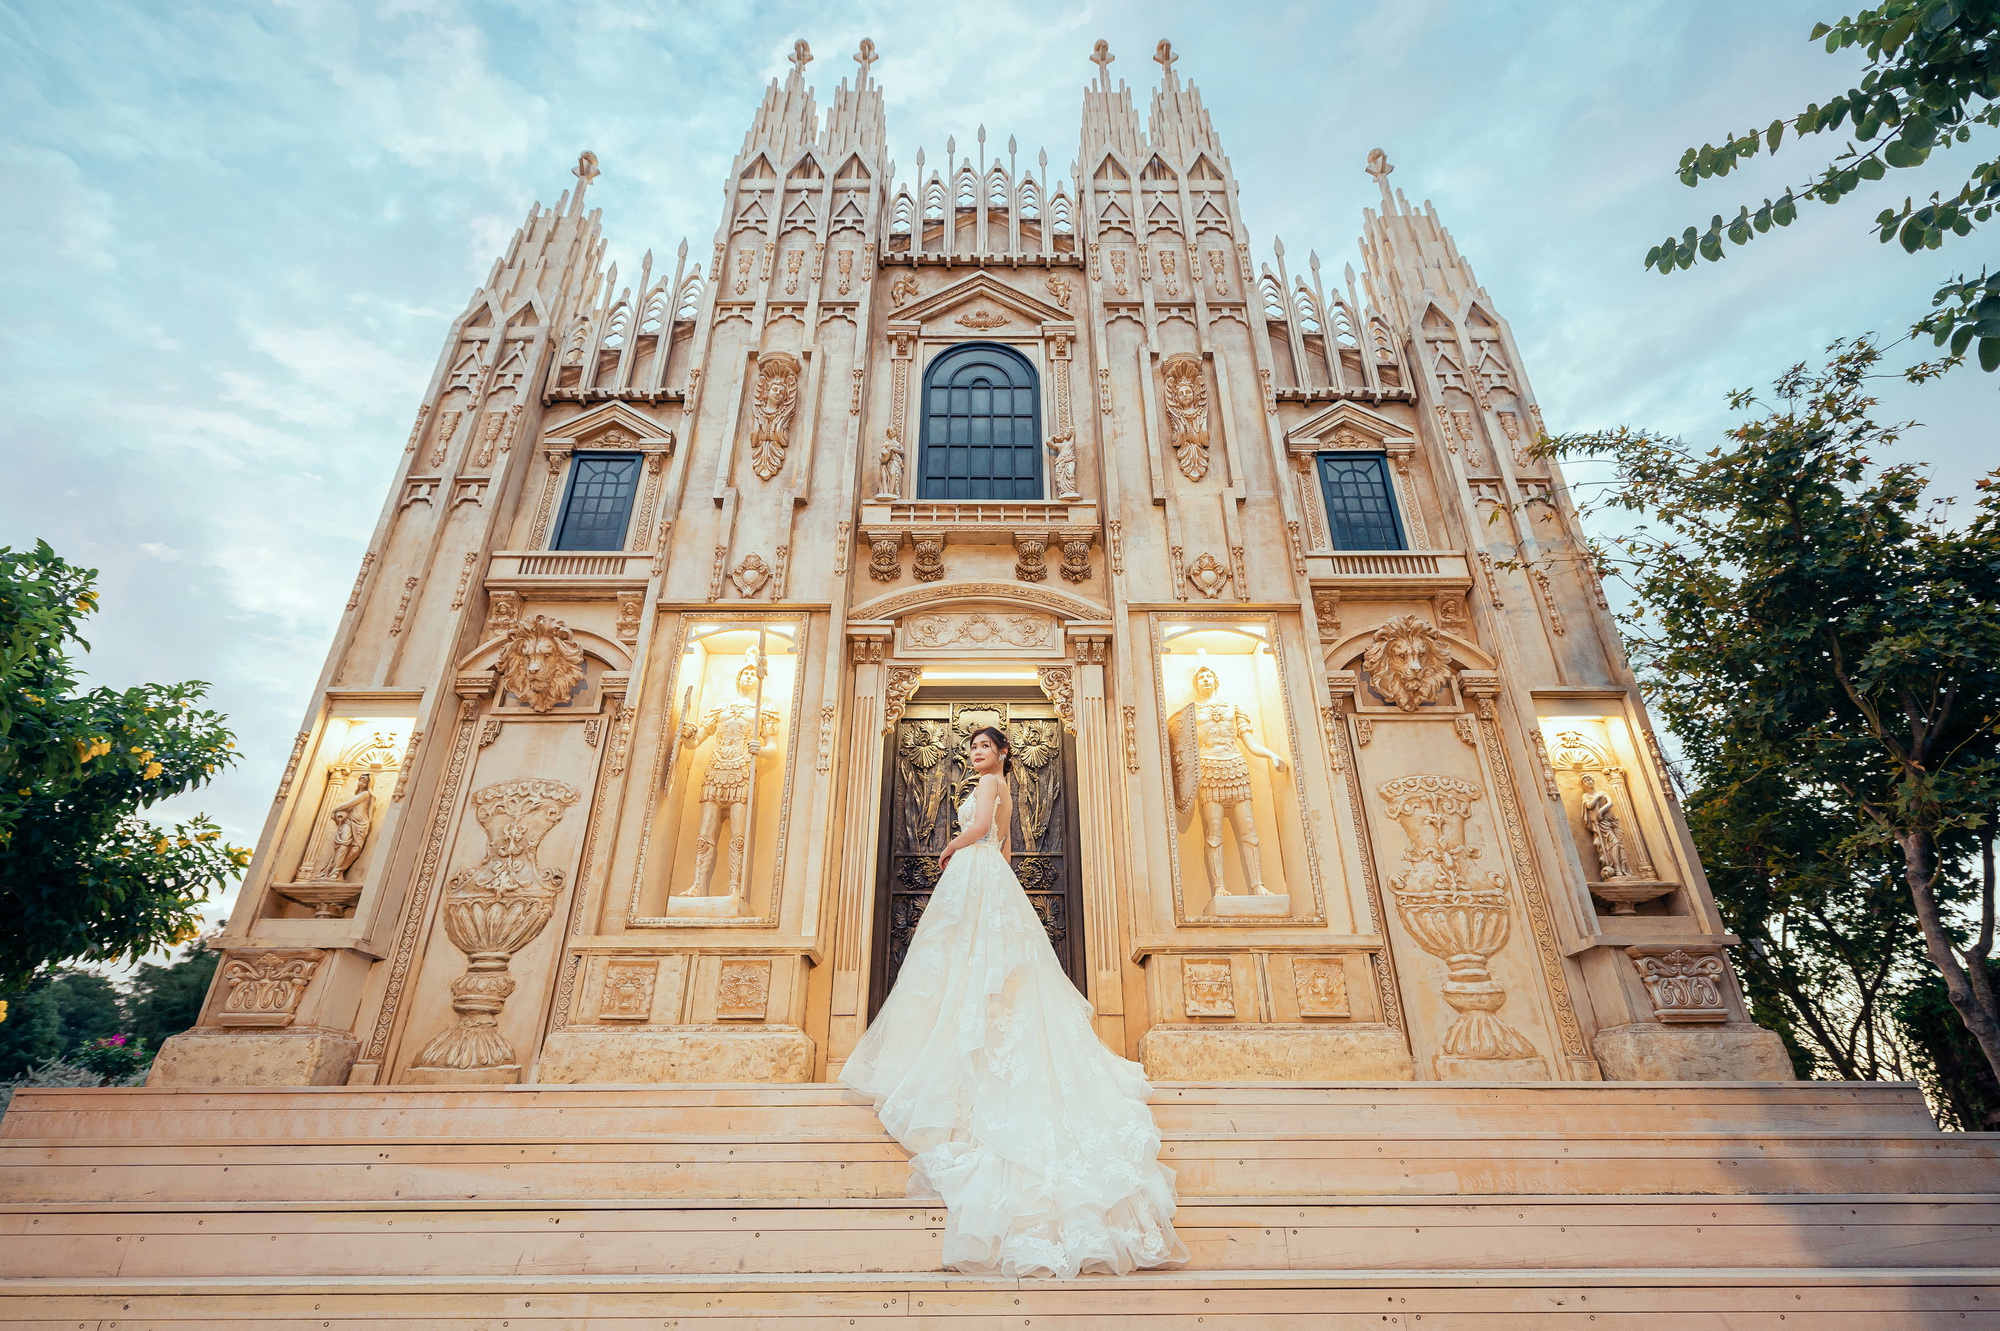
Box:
[679,656,781,900]
[1168,666,1287,899]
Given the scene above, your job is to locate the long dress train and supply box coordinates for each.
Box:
[841,785,1187,1278]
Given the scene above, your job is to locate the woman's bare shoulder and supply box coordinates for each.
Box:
[979,771,1007,791]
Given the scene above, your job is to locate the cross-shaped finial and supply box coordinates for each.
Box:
[574,150,601,185]
[854,37,877,80]
[1090,39,1113,73]
[1365,148,1393,186]
[1154,39,1177,74]
[789,39,813,78]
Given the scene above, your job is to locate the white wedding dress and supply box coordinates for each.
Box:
[842,778,1187,1278]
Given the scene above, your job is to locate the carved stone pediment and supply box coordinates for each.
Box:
[895,607,1063,658]
[1284,400,1415,456]
[541,400,676,453]
[891,270,1075,333]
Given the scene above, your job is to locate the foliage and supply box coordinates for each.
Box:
[1548,341,2000,1089]
[1895,958,2000,1126]
[69,1034,149,1081]
[1645,1,2000,370]
[1685,771,1924,1081]
[0,542,248,992]
[0,971,123,1080]
[123,945,219,1051]
[0,1055,144,1118]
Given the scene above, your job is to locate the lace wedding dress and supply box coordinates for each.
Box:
[842,780,1187,1278]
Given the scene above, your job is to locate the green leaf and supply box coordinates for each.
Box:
[1859,157,1887,180]
[1767,118,1785,151]
[1981,336,2000,372]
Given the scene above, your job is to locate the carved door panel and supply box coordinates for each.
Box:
[869,694,1083,1016]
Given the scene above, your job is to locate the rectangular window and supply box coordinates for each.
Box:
[551,452,642,551]
[1316,452,1406,551]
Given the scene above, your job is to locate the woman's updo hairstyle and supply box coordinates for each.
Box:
[968,725,1015,776]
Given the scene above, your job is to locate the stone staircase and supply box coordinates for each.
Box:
[3,1081,1998,1327]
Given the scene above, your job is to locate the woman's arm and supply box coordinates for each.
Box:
[938,773,1003,871]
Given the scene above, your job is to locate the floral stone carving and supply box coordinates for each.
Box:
[1161,353,1211,481]
[410,778,581,1075]
[748,352,802,481]
[1362,614,1453,712]
[216,950,325,1028]
[498,615,586,713]
[1185,552,1231,599]
[1376,774,1542,1069]
[1629,947,1728,1023]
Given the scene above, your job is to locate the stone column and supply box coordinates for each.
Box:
[1066,630,1125,1048]
[824,629,893,1071]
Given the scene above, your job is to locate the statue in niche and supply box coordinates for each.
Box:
[306,773,375,882]
[875,426,905,500]
[1579,772,1633,880]
[1169,665,1288,899]
[1045,427,1080,500]
[679,653,782,900]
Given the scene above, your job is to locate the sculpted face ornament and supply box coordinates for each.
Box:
[748,353,802,481]
[498,615,586,713]
[1362,614,1453,712]
[1161,354,1211,482]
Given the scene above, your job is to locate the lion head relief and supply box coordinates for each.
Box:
[1362,614,1454,712]
[497,614,586,713]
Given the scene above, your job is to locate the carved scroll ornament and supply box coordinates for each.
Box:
[409,778,581,1073]
[748,352,802,481]
[1377,774,1539,1065]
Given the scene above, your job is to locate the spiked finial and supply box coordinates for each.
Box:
[787,39,813,86]
[854,37,878,83]
[1154,39,1178,81]
[1090,39,1113,84]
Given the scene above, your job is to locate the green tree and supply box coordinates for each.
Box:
[1549,342,2000,1087]
[122,944,219,1051]
[1647,0,2000,370]
[0,971,124,1080]
[0,541,249,993]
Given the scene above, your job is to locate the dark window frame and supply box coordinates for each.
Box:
[1314,450,1408,551]
[917,341,1045,501]
[550,450,644,551]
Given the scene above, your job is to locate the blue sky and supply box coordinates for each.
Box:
[3,0,1993,935]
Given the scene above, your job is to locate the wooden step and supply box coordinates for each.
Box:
[4,1267,1998,1327]
[6,1130,1995,1204]
[0,1081,1941,1143]
[5,1195,1996,1279]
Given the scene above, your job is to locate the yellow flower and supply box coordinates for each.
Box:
[154,838,170,853]
[143,762,164,779]
[0,999,8,1025]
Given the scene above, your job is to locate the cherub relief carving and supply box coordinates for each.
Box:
[748,353,802,481]
[1161,353,1210,481]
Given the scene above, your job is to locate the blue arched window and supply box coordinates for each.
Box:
[918,343,1043,500]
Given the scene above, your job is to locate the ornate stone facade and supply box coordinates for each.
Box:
[156,38,1782,1091]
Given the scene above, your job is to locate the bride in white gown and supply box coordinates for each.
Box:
[842,726,1187,1278]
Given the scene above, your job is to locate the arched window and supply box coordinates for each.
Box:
[918,343,1043,500]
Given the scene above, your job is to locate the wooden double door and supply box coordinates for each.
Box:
[869,690,1085,1017]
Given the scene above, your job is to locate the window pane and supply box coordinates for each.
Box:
[552,453,642,551]
[917,344,1045,500]
[1317,454,1405,551]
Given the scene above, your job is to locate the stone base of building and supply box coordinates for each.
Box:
[535,1025,815,1084]
[1435,1054,1551,1082]
[146,1027,359,1087]
[1138,1022,1416,1081]
[1591,1021,1796,1081]
[403,1064,523,1086]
